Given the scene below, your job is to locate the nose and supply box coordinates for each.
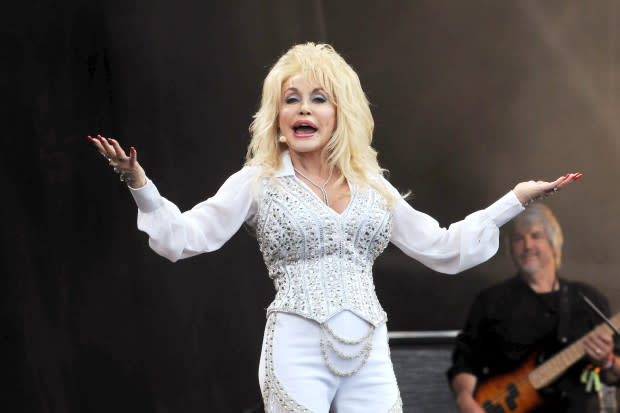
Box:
[299,100,311,115]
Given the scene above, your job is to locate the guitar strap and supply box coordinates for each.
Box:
[556,278,572,345]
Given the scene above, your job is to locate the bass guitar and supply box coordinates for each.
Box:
[474,313,620,413]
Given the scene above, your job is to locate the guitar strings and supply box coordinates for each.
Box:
[480,325,611,405]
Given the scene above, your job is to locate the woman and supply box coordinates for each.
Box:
[88,43,581,412]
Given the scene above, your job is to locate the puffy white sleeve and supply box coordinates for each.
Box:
[127,166,260,262]
[387,180,524,274]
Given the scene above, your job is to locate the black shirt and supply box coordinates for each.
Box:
[447,275,618,413]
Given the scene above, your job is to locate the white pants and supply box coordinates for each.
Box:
[258,311,402,412]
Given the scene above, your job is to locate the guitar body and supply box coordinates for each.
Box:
[471,312,620,412]
[474,351,545,413]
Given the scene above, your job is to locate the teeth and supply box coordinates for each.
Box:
[294,123,316,131]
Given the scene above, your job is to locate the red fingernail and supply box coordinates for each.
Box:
[575,174,582,180]
[130,147,135,153]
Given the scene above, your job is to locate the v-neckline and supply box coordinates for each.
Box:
[293,177,355,217]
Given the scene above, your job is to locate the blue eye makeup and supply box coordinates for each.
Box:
[285,95,300,104]
[283,93,328,104]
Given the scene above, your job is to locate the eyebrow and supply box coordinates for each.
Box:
[284,87,325,94]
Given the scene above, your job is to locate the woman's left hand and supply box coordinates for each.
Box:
[513,173,582,206]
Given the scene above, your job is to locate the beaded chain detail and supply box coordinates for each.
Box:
[325,338,371,360]
[261,314,404,412]
[320,339,372,377]
[319,322,376,377]
[324,322,375,344]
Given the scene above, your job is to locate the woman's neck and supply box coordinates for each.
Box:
[289,150,332,179]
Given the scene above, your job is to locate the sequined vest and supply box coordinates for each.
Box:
[255,176,393,327]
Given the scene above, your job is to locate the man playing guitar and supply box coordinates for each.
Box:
[448,204,620,413]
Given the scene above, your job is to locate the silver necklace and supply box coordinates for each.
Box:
[293,166,334,206]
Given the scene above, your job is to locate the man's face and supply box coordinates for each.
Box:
[510,222,556,275]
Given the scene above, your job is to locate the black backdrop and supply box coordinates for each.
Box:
[4,1,620,411]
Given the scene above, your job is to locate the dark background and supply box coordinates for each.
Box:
[4,0,620,411]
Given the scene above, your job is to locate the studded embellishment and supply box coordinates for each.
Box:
[387,394,404,413]
[261,313,405,412]
[261,314,313,413]
[255,177,393,327]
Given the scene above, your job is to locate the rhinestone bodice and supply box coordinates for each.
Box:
[255,176,392,327]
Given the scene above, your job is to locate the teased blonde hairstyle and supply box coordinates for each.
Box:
[246,42,395,203]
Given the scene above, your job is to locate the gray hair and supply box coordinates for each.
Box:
[505,203,564,268]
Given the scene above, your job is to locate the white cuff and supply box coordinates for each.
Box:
[485,191,525,227]
[128,178,164,213]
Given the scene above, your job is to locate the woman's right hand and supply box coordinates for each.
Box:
[87,135,147,188]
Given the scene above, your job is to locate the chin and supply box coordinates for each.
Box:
[289,141,327,154]
[519,264,541,275]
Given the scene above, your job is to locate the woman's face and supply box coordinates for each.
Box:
[278,74,336,158]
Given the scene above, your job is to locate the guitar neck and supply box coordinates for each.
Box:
[528,313,620,389]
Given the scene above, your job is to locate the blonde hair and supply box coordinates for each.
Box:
[245,42,396,203]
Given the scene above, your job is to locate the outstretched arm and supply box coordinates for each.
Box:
[389,172,582,274]
[86,134,258,262]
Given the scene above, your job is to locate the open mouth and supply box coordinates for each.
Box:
[293,121,318,136]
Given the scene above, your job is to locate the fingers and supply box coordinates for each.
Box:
[87,134,146,188]
[556,173,582,189]
[87,135,106,156]
[108,138,128,160]
[87,134,133,163]
[544,173,581,191]
[550,175,568,187]
[129,146,138,168]
[519,173,582,204]
[591,332,614,350]
[583,332,614,364]
[583,336,602,359]
[95,135,116,158]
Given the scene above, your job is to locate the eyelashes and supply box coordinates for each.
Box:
[284,94,329,104]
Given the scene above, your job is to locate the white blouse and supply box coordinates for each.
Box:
[129,152,523,325]
[129,152,523,273]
